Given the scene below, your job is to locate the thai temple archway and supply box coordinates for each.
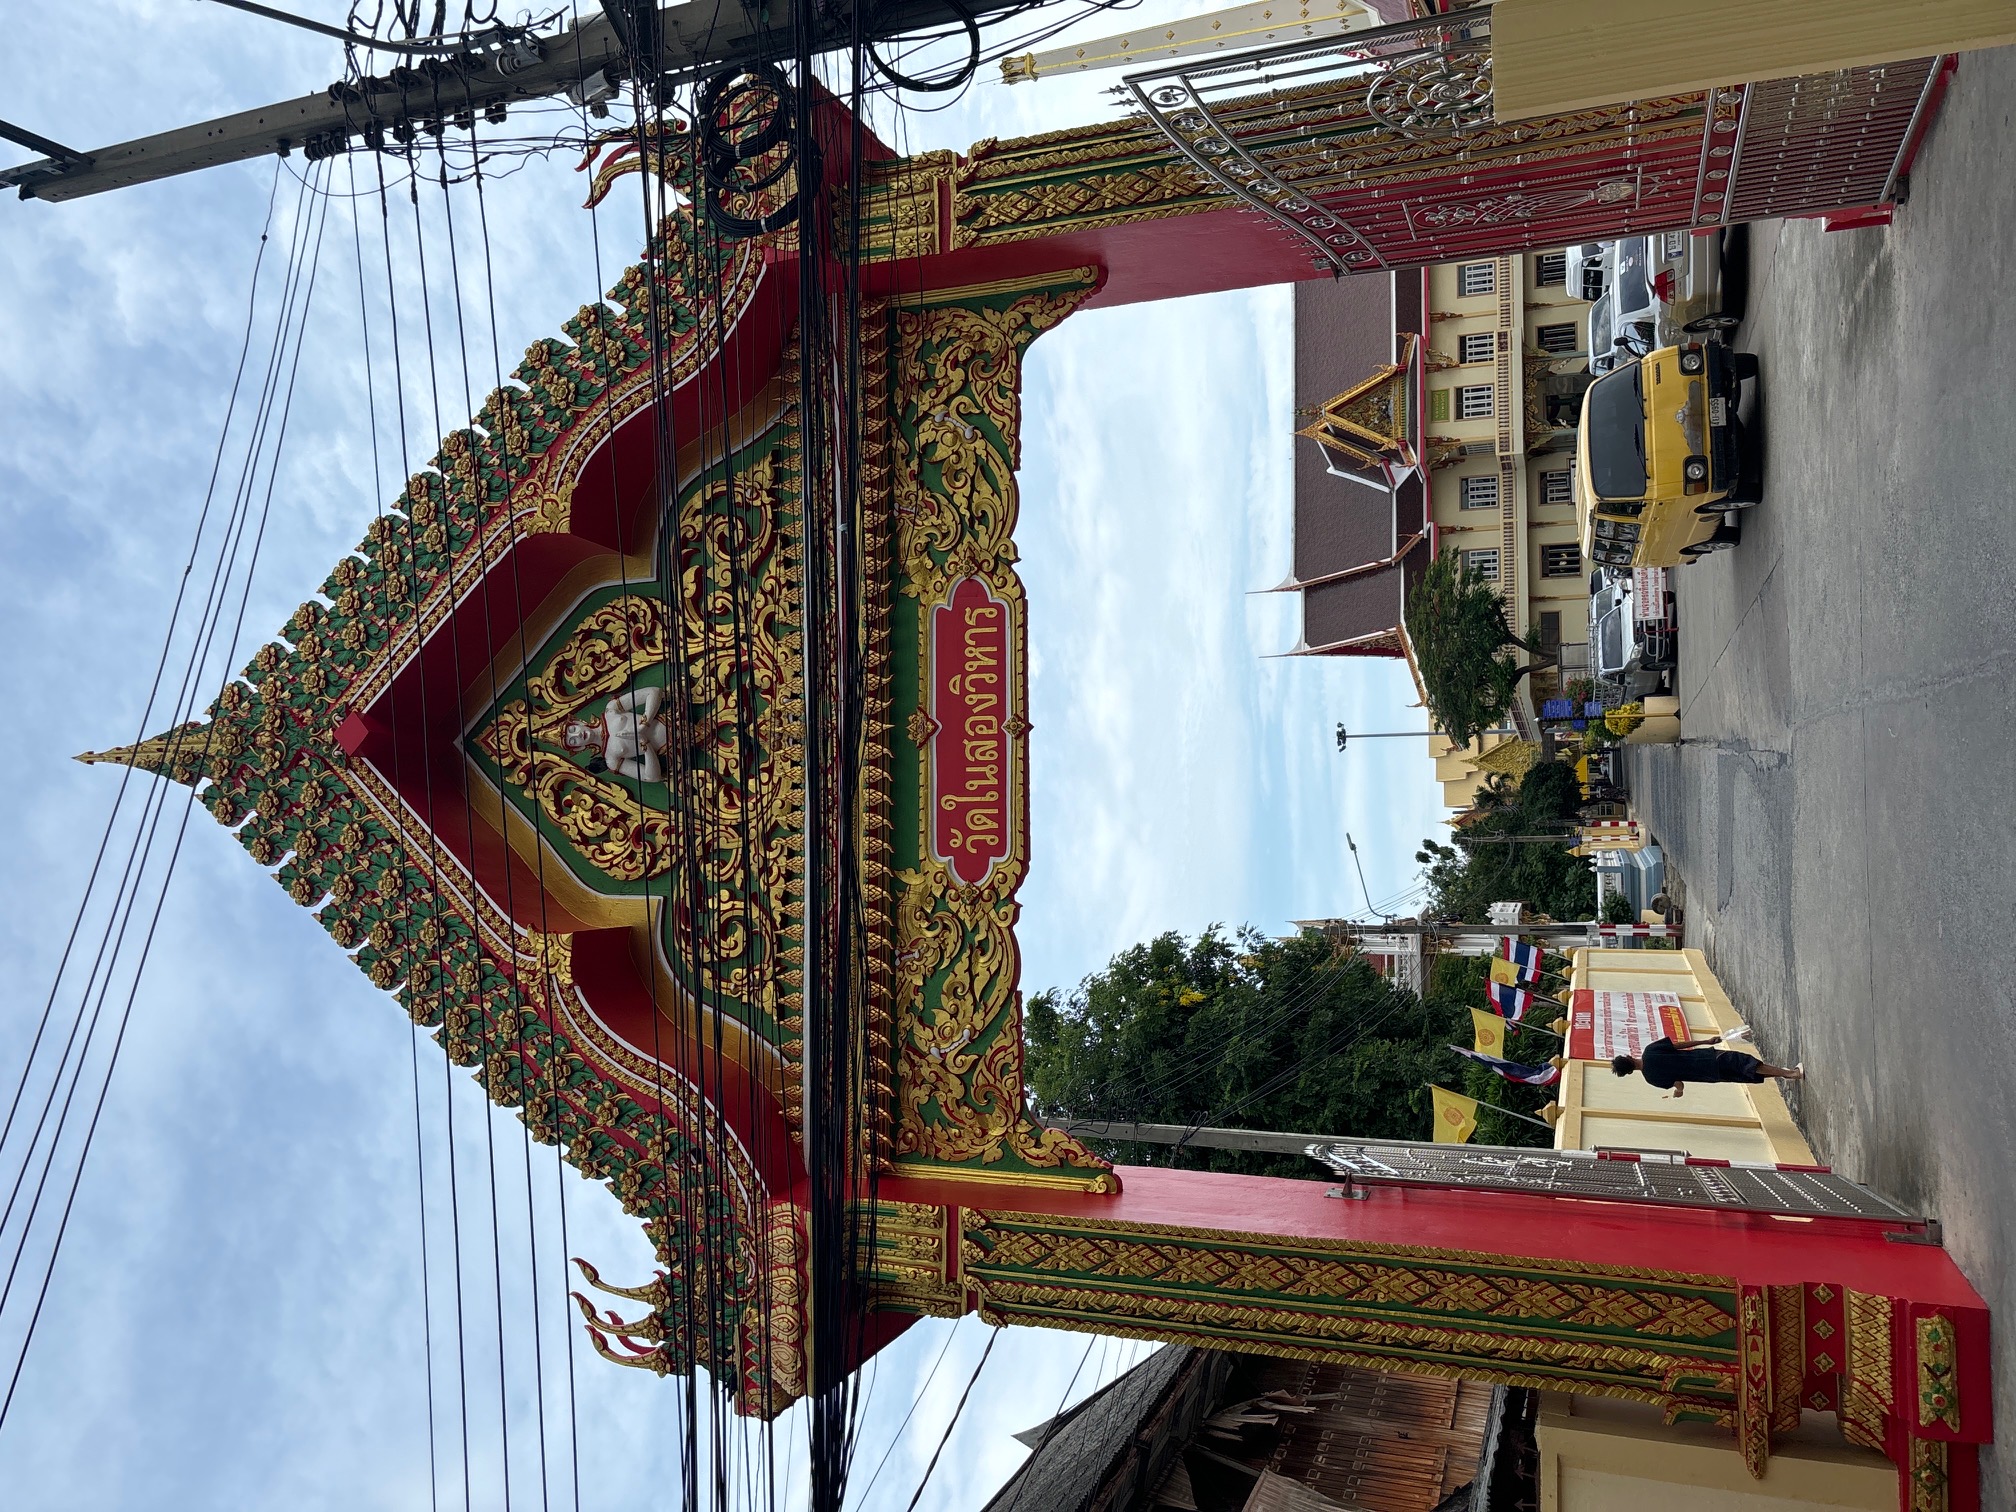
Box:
[85,15,1983,1508]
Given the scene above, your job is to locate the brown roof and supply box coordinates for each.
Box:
[1287,272,1431,656]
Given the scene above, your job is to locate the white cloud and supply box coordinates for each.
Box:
[0,1,1444,1505]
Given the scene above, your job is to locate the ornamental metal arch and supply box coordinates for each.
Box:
[1120,8,1947,278]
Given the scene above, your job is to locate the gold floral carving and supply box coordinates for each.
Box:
[957,1210,1760,1415]
[1769,1284,1805,1436]
[472,452,803,1032]
[851,152,954,260]
[477,595,677,881]
[1916,1313,1960,1433]
[523,478,575,535]
[885,282,1113,1186]
[1736,1288,1771,1479]
[1841,1288,1895,1451]
[865,1200,963,1317]
[953,162,1218,246]
[969,1280,1702,1398]
[1909,1436,1950,1512]
[964,1218,1736,1339]
[741,1204,809,1412]
[338,215,772,722]
[856,311,900,1163]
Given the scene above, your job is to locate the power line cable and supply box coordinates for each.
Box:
[902,1325,999,1512]
[849,1318,965,1509]
[0,157,335,1431]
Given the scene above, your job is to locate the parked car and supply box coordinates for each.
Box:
[1644,227,1730,338]
[1588,239,1658,374]
[1589,570,1675,697]
[1575,337,1762,567]
[1564,240,1609,303]
[1587,289,1620,375]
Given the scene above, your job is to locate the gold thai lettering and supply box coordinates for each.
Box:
[931,579,1016,882]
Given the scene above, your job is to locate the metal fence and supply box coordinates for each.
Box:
[1119,10,1947,277]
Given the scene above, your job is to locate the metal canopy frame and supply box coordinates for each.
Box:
[1119,9,1494,277]
[1310,1139,1925,1226]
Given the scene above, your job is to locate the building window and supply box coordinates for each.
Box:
[1463,548,1500,582]
[1458,262,1497,297]
[1535,322,1579,354]
[1541,542,1583,578]
[1459,474,1499,510]
[1540,468,1575,504]
[1536,609,1563,650]
[1534,251,1567,286]
[1456,384,1494,419]
[1458,331,1495,364]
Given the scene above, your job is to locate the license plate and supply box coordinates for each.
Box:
[1709,396,1728,426]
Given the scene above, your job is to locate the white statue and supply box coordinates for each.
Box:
[562,685,669,782]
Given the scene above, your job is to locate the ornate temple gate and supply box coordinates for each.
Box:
[86,26,1984,1510]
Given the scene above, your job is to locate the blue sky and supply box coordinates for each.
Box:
[0,3,1444,1507]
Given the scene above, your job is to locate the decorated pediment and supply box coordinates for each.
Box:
[1296,331,1419,471]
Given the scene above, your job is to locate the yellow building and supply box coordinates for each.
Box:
[1285,249,1596,809]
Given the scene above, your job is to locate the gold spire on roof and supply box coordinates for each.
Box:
[75,720,234,786]
[1295,332,1418,472]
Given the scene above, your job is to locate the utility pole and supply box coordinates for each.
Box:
[0,0,1027,203]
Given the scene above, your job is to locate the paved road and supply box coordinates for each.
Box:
[1624,46,2016,1509]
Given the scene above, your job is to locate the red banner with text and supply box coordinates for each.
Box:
[1567,988,1690,1061]
[930,577,1017,886]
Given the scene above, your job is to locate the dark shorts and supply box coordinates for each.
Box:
[1712,1050,1766,1083]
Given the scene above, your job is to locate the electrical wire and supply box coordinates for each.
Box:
[0,157,335,1432]
[902,1326,1000,1512]
[848,1318,965,1510]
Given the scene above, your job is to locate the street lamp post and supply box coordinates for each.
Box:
[1335,723,1514,750]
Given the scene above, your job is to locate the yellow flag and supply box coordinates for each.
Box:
[1488,956,1520,986]
[1470,1007,1507,1060]
[1431,1087,1479,1144]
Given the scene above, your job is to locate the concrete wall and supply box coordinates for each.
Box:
[1536,1394,1896,1512]
[1555,947,1813,1164]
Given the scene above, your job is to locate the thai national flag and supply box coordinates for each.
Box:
[1447,1044,1561,1087]
[1485,981,1531,1022]
[1500,938,1545,984]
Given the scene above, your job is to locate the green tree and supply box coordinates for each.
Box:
[1415,762,1595,922]
[1405,551,1556,746]
[1419,953,1560,1145]
[1023,927,1551,1176]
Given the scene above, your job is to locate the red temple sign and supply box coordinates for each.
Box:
[1567,988,1691,1061]
[930,577,1016,886]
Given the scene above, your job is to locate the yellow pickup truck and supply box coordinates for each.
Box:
[1577,340,1759,568]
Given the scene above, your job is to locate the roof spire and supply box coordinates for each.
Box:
[74,720,230,787]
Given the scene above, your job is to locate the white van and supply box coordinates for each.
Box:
[1564,241,1609,303]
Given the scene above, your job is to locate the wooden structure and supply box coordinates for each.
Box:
[987,1344,1529,1512]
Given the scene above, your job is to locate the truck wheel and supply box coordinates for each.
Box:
[1731,351,1760,382]
[1719,224,1751,322]
[1722,416,1765,506]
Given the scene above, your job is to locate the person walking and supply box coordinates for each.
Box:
[1611,1033,1802,1096]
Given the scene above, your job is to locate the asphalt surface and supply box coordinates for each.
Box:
[1623,47,2016,1508]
